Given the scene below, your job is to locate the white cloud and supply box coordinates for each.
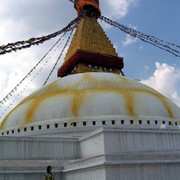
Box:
[122,34,138,46]
[141,62,180,107]
[122,25,138,46]
[101,0,138,19]
[144,65,149,71]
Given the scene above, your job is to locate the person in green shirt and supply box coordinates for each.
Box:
[45,166,54,180]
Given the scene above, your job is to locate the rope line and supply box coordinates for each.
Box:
[0,32,68,113]
[0,17,80,56]
[42,28,75,86]
[0,33,68,119]
[100,15,180,57]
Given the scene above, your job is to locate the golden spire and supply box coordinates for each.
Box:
[64,17,118,62]
[57,0,124,77]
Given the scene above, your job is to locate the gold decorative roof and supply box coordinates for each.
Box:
[64,17,118,62]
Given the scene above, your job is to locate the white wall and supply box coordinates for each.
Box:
[0,136,80,160]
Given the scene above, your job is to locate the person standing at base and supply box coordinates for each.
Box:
[45,166,54,180]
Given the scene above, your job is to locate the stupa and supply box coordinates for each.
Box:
[1,0,180,179]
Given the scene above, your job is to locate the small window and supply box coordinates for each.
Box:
[18,129,20,133]
[92,121,96,126]
[175,122,178,126]
[55,124,58,128]
[169,121,172,125]
[12,130,14,134]
[2,132,4,136]
[102,121,106,125]
[121,120,124,124]
[71,122,77,127]
[64,123,67,127]
[7,131,9,135]
[38,125,42,130]
[47,125,50,129]
[130,120,133,124]
[31,126,34,131]
[147,120,150,124]
[139,120,142,124]
[163,121,166,124]
[83,122,86,126]
[112,120,115,125]
[155,120,158,125]
[24,128,27,132]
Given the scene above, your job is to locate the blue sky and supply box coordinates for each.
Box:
[102,0,180,107]
[0,0,179,122]
[112,0,180,78]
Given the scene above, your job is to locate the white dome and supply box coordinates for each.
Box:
[1,72,180,131]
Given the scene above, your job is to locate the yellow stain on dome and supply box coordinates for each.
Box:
[140,89,174,118]
[0,75,175,130]
[71,91,86,117]
[122,90,137,117]
[0,94,36,130]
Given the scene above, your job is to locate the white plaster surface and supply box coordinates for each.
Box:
[2,73,180,131]
[1,127,180,180]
